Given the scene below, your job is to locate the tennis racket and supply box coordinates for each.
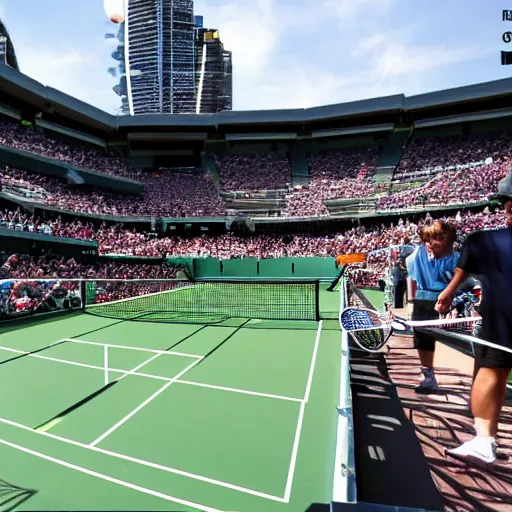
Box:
[340,306,482,353]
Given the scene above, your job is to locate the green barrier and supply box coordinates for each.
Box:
[190,256,337,280]
[221,258,258,277]
[292,257,338,279]
[194,258,222,279]
[259,258,293,278]
[167,257,195,271]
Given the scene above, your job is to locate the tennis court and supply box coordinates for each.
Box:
[0,281,351,512]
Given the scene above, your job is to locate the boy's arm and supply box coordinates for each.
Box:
[435,267,468,312]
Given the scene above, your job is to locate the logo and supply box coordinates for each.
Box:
[502,10,512,64]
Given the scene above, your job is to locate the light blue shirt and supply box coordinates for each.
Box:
[406,245,460,302]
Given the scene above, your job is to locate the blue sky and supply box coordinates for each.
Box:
[0,0,510,114]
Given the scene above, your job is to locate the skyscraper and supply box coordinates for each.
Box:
[0,19,19,70]
[107,0,232,115]
[109,0,196,115]
[194,23,232,114]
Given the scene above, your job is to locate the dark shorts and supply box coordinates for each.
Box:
[474,344,512,370]
[412,300,438,352]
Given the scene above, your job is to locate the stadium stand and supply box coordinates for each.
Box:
[2,66,512,510]
[1,165,226,217]
[1,205,506,286]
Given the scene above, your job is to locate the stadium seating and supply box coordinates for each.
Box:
[0,116,510,288]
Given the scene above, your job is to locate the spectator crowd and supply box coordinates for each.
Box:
[1,117,511,289]
[283,147,379,217]
[0,252,180,281]
[1,118,511,218]
[1,206,507,288]
[215,154,291,192]
[377,161,509,211]
[1,166,226,218]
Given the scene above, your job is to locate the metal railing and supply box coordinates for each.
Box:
[332,277,357,505]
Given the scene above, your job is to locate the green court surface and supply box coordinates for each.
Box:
[360,289,384,310]
[0,285,345,511]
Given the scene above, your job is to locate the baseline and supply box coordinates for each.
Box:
[0,438,222,512]
[0,417,286,502]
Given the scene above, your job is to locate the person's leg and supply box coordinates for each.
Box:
[418,348,435,369]
[447,346,512,463]
[472,366,510,437]
[412,300,438,393]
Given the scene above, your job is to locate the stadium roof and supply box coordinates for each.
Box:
[404,77,512,110]
[1,64,512,134]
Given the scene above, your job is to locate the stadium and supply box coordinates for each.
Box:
[0,40,512,512]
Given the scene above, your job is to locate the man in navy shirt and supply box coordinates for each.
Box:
[436,172,512,464]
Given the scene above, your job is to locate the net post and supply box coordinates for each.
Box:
[80,279,87,310]
[327,264,348,292]
[315,280,320,321]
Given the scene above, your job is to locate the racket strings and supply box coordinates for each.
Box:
[340,308,393,352]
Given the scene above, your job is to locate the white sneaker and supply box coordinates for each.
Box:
[415,369,438,394]
[447,436,497,464]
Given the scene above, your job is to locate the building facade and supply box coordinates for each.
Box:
[108,0,232,115]
[0,19,20,71]
[194,24,232,114]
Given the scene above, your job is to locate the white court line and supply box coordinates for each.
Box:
[66,338,201,359]
[115,351,177,383]
[0,345,115,373]
[104,345,109,386]
[175,379,303,403]
[89,358,202,447]
[0,338,68,357]
[282,320,323,503]
[0,346,300,403]
[112,338,205,386]
[0,438,222,512]
[0,417,285,502]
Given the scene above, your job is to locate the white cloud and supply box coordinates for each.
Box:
[17,48,95,85]
[352,27,494,81]
[14,44,116,112]
[196,0,284,79]
[320,0,395,20]
[376,44,488,78]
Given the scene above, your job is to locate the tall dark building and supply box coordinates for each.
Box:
[109,0,196,115]
[194,22,232,113]
[0,19,20,70]
[106,0,232,115]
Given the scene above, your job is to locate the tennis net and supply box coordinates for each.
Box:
[84,278,320,323]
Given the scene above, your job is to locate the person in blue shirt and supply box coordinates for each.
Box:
[406,220,460,393]
[435,173,512,464]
